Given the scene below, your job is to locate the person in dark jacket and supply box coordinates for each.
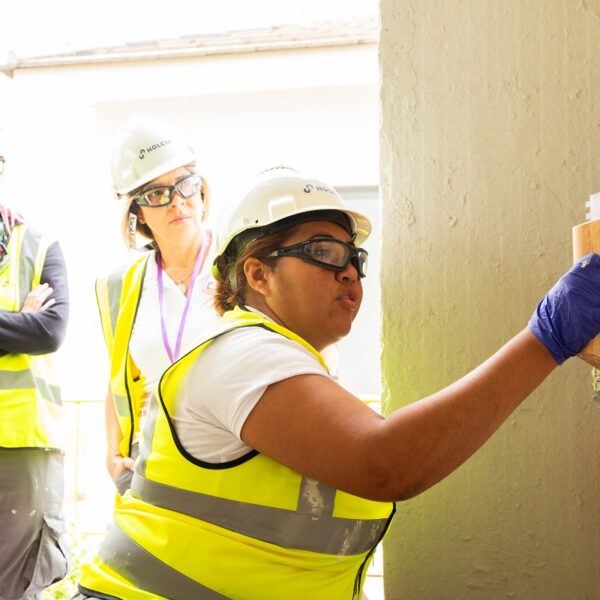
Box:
[0,129,70,600]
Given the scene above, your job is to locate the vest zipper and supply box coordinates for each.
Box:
[352,549,372,599]
[352,502,397,598]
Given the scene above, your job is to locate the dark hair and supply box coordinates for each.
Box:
[214,230,289,315]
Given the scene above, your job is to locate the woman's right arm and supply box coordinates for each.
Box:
[241,329,556,503]
[105,385,134,483]
[241,254,600,503]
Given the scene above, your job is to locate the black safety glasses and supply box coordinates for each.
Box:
[132,174,202,208]
[264,237,368,278]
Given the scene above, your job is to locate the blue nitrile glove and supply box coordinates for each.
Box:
[529,253,600,364]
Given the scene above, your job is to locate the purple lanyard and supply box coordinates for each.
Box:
[156,235,209,363]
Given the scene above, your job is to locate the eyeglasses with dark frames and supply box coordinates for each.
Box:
[263,236,368,278]
[132,174,202,208]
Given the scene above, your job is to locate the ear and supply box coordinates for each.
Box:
[244,257,272,297]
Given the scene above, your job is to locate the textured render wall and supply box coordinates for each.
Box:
[379,2,600,599]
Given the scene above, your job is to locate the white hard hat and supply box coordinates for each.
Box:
[110,116,196,195]
[212,166,371,280]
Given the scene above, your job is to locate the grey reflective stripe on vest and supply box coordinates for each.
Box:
[104,264,135,418]
[131,473,387,556]
[0,369,61,405]
[105,268,125,338]
[135,391,159,476]
[99,524,229,600]
[17,228,43,306]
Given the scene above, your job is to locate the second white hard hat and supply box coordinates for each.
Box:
[110,116,196,195]
[212,166,371,280]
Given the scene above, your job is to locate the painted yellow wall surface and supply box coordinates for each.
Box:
[379,2,600,598]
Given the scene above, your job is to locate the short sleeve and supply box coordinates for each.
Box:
[173,325,331,462]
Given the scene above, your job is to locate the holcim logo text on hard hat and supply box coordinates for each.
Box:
[138,139,172,160]
[304,183,335,194]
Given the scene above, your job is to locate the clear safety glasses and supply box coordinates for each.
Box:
[132,174,202,208]
[0,157,5,176]
[265,237,368,278]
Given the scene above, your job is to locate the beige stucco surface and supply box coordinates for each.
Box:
[379,2,600,598]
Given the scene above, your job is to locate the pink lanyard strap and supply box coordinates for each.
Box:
[156,235,209,363]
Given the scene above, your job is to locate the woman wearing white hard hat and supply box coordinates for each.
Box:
[78,166,600,599]
[96,116,218,496]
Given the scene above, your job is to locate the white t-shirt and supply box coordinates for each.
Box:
[129,251,219,438]
[173,308,333,463]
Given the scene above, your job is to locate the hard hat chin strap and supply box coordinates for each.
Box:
[228,269,238,294]
[126,211,156,253]
[127,212,138,250]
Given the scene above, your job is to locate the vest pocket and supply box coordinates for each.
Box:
[23,513,70,595]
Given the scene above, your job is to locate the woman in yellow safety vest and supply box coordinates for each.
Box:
[78,167,600,599]
[96,116,218,496]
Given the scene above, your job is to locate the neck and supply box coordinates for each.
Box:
[244,295,329,352]
[245,296,282,327]
[158,230,205,273]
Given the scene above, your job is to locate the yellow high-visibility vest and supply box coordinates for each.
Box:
[0,224,62,449]
[79,307,395,600]
[95,255,149,458]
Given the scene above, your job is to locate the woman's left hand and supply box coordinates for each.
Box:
[21,283,56,313]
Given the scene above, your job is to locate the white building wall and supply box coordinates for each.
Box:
[2,44,381,402]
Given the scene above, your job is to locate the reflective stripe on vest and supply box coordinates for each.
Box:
[100,524,229,600]
[0,225,62,448]
[2,224,44,309]
[80,307,395,599]
[96,256,148,456]
[0,369,60,405]
[130,472,388,556]
[106,268,125,341]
